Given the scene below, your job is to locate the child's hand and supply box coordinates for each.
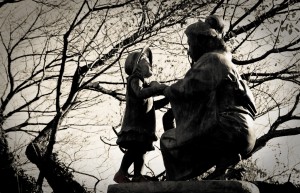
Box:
[149,81,160,87]
[150,81,168,92]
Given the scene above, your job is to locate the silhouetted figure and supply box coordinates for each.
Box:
[114,48,168,183]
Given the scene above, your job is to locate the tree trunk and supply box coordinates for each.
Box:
[0,111,39,193]
[25,116,88,193]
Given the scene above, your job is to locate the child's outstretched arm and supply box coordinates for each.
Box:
[131,77,166,99]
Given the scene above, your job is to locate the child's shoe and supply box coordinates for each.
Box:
[113,171,130,183]
[131,175,148,182]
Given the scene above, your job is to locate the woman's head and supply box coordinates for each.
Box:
[185,15,228,63]
[124,47,153,78]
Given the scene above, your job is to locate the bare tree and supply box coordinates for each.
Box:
[0,0,299,192]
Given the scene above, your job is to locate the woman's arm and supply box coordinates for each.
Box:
[164,53,224,101]
[153,97,169,109]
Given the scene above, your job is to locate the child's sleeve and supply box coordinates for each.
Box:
[130,77,166,99]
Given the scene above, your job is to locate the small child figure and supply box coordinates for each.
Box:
[114,48,168,183]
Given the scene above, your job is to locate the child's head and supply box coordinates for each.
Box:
[124,48,153,78]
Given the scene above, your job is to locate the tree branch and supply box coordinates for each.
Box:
[252,127,300,155]
[0,0,23,8]
[232,37,300,65]
[93,0,134,11]
[83,82,125,101]
[224,0,293,41]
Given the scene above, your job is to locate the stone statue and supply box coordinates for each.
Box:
[160,15,257,181]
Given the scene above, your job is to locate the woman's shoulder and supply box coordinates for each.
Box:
[196,51,233,68]
[202,51,232,62]
[191,51,237,79]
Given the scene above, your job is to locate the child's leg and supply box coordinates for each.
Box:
[132,149,148,182]
[114,149,136,183]
[163,109,175,131]
[133,150,145,177]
